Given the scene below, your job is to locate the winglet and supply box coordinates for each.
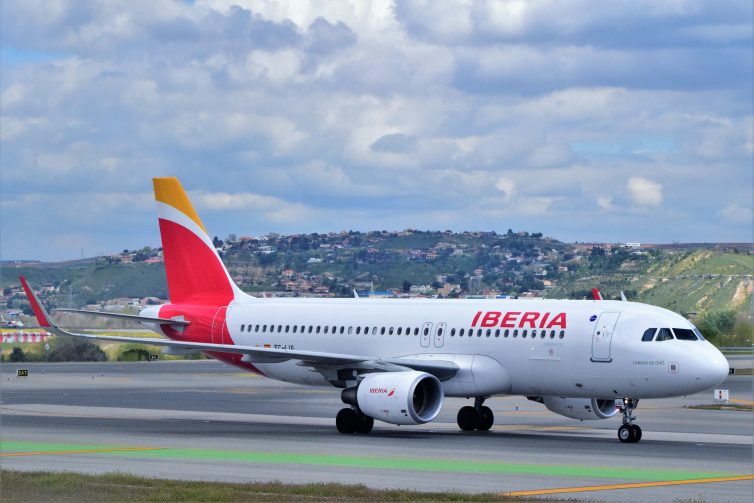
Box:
[591,288,603,301]
[19,276,53,328]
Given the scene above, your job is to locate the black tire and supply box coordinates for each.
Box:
[336,408,357,434]
[355,414,374,434]
[630,424,642,443]
[618,424,632,443]
[478,406,494,431]
[457,406,479,431]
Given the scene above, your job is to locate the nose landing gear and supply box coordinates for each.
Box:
[617,398,642,443]
[457,397,494,431]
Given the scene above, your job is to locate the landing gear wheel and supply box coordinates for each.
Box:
[477,406,494,431]
[630,424,642,442]
[618,424,632,443]
[457,406,479,431]
[336,408,357,434]
[355,414,374,434]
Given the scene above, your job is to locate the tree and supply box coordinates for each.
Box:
[402,280,412,293]
[213,236,224,248]
[47,337,107,362]
[8,347,27,362]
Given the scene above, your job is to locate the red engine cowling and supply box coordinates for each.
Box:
[540,396,619,420]
[352,371,444,425]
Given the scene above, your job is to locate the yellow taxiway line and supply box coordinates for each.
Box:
[0,446,165,457]
[501,474,754,497]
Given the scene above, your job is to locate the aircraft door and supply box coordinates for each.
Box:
[433,322,446,348]
[420,322,432,348]
[591,311,620,362]
[211,306,228,345]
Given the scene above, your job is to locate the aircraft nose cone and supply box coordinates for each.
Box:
[702,348,729,388]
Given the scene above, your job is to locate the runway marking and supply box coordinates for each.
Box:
[0,446,165,457]
[501,474,754,496]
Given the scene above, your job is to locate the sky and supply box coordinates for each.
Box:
[1,0,752,261]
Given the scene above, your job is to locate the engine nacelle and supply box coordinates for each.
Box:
[345,371,444,425]
[538,396,619,420]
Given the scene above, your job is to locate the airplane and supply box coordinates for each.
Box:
[19,177,729,443]
[1,314,24,329]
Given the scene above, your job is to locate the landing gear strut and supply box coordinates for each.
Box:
[457,397,493,432]
[617,398,642,443]
[336,407,374,434]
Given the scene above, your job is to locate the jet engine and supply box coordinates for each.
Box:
[530,396,619,420]
[342,371,443,425]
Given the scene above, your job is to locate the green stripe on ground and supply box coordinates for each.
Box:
[1,441,743,482]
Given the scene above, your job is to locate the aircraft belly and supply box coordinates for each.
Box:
[252,361,332,386]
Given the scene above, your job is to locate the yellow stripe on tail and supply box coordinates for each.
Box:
[153,177,207,233]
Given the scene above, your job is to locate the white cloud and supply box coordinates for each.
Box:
[718,205,753,226]
[627,177,663,207]
[0,0,751,260]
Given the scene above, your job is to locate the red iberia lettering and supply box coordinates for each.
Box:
[546,312,566,329]
[471,311,482,327]
[481,311,501,327]
[500,312,520,328]
[539,312,550,328]
[520,312,539,328]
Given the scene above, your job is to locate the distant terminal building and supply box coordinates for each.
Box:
[625,242,641,249]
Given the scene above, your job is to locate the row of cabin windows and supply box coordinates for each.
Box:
[450,328,565,339]
[238,323,565,340]
[240,324,421,336]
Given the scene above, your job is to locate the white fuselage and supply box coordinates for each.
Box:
[212,296,728,400]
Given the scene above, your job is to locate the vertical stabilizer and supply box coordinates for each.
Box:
[153,177,241,305]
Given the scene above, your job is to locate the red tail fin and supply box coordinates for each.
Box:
[153,178,239,305]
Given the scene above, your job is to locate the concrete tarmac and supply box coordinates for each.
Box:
[1,360,752,502]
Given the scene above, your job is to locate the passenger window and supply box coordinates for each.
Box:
[380,327,385,335]
[540,330,546,338]
[373,327,378,335]
[423,327,429,336]
[365,326,369,334]
[549,330,555,338]
[316,326,321,334]
[285,325,289,333]
[504,329,509,337]
[522,330,527,338]
[477,329,482,337]
[241,324,245,332]
[495,329,500,338]
[323,326,328,334]
[655,328,673,341]
[673,328,698,341]
[348,327,353,334]
[340,326,345,334]
[356,326,361,335]
[255,325,259,332]
[389,327,394,335]
[486,329,491,337]
[460,328,465,336]
[451,328,456,336]
[406,327,410,335]
[438,328,443,336]
[262,325,267,333]
[293,325,298,333]
[308,326,313,334]
[559,330,564,339]
[641,328,656,342]
[513,330,518,338]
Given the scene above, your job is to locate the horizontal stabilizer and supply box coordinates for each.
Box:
[54,308,190,326]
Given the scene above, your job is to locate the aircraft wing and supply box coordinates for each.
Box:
[19,277,458,377]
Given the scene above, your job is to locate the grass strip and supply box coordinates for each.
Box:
[0,441,738,482]
[0,469,568,502]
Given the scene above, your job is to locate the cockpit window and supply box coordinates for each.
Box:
[641,328,656,342]
[655,328,674,341]
[693,328,706,341]
[673,328,698,341]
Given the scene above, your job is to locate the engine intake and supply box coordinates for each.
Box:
[342,371,444,425]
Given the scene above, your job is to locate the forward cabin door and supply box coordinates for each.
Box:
[591,311,620,362]
[421,322,432,348]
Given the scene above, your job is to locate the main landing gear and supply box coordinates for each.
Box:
[457,397,494,432]
[336,407,374,434]
[617,398,642,443]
